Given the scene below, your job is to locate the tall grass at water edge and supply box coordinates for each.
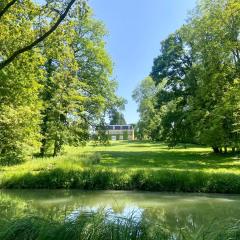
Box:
[0,212,240,240]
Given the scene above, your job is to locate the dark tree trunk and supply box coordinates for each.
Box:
[39,59,54,157]
[53,138,63,157]
[40,138,47,157]
[224,147,227,154]
[39,113,49,157]
[212,146,220,153]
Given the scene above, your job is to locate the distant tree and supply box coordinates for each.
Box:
[132,76,160,140]
[109,110,126,125]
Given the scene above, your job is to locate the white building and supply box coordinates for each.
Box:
[107,125,134,141]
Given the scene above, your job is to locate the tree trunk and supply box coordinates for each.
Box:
[224,147,227,154]
[39,113,48,157]
[40,138,47,157]
[212,146,220,153]
[53,138,63,157]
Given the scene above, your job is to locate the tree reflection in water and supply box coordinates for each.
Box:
[1,190,240,239]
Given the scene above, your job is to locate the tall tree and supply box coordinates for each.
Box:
[39,5,122,156]
[109,110,127,125]
[150,32,195,145]
[0,0,44,163]
[183,0,240,152]
[0,0,123,162]
[137,0,240,152]
[132,77,160,140]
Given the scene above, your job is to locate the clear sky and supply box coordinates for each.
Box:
[88,0,196,124]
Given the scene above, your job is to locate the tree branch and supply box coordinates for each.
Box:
[0,0,77,70]
[0,0,18,20]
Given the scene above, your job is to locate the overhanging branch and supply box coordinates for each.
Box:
[0,0,18,20]
[0,0,77,70]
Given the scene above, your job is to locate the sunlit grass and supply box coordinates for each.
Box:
[0,148,98,173]
[3,141,239,175]
[82,141,240,174]
[0,141,240,192]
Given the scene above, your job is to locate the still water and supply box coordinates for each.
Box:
[1,190,240,231]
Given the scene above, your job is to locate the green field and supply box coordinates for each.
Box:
[90,142,240,173]
[1,141,240,192]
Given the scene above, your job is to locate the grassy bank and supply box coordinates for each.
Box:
[1,213,240,240]
[0,142,240,193]
[2,168,240,193]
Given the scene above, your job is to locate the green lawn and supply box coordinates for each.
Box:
[85,141,240,173]
[1,141,240,192]
[2,141,240,173]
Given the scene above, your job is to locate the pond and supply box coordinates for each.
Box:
[1,190,240,235]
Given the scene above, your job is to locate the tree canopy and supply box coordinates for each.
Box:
[0,0,123,163]
[133,0,240,152]
[0,0,81,70]
[109,110,127,125]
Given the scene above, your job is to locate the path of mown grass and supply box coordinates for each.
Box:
[0,141,240,192]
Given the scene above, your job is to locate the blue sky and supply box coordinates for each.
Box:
[36,0,196,123]
[88,0,196,124]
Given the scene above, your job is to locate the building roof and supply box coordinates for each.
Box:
[107,125,133,130]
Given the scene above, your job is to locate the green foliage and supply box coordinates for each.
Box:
[134,0,240,152]
[0,0,123,163]
[132,77,160,140]
[39,6,117,156]
[109,109,127,125]
[92,119,110,145]
[0,0,44,163]
[3,167,240,193]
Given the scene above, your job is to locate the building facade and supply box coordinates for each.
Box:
[107,125,134,140]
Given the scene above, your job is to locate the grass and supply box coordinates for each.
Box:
[92,141,240,173]
[0,141,240,192]
[0,212,240,240]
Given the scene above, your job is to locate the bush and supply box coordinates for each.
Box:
[0,151,25,166]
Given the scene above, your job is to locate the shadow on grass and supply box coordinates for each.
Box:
[99,150,240,170]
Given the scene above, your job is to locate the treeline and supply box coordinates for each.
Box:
[0,0,122,164]
[133,0,240,153]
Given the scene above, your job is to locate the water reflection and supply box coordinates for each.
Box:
[1,190,240,232]
[66,205,144,227]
